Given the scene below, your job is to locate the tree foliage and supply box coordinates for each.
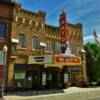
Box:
[84,43,100,83]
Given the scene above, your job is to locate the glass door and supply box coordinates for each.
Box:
[32,71,39,89]
[26,71,33,89]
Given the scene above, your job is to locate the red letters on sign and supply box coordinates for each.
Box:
[56,56,80,63]
[59,11,68,53]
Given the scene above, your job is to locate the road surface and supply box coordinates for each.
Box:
[2,87,100,100]
[3,90,100,100]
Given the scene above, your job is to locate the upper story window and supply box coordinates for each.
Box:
[46,41,52,52]
[0,23,6,38]
[77,43,80,55]
[19,33,26,48]
[32,36,39,49]
[69,42,73,53]
[55,42,60,53]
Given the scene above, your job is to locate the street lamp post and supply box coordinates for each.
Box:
[1,45,8,97]
[81,49,87,86]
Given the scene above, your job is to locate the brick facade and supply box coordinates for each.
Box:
[1,3,87,88]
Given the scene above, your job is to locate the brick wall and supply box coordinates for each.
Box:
[7,4,85,87]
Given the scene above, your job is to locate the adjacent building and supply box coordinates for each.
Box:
[0,0,15,87]
[0,2,87,89]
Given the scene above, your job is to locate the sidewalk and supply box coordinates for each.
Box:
[4,87,100,100]
[63,87,100,94]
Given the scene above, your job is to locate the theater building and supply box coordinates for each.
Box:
[6,3,87,89]
[0,0,15,86]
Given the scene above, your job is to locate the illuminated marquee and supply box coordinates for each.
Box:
[55,55,81,65]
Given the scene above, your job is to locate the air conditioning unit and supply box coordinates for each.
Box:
[11,38,19,44]
[40,42,46,47]
[15,16,18,22]
[22,18,25,24]
[29,20,32,25]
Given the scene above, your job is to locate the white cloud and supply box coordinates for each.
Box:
[74,4,99,20]
[47,0,68,17]
[83,34,100,44]
[74,10,90,20]
[83,35,94,44]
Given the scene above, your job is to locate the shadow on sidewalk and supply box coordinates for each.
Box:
[4,88,64,96]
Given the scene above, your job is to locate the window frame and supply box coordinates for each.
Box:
[0,22,6,39]
[32,36,39,49]
[46,41,52,52]
[55,42,60,53]
[19,33,26,48]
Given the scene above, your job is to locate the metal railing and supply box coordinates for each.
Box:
[3,87,64,96]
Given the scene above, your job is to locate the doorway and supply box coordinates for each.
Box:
[46,67,62,89]
[32,71,39,89]
[26,71,39,90]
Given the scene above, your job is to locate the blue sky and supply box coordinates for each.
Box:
[16,0,100,44]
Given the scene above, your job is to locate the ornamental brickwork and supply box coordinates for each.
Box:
[0,2,87,87]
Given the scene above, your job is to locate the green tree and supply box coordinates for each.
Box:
[84,43,100,83]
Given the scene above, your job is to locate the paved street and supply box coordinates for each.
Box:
[2,91,100,100]
[2,87,100,100]
[23,92,100,100]
[30,92,98,100]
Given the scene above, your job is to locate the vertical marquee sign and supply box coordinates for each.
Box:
[59,11,68,53]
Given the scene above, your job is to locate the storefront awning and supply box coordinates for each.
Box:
[45,64,63,69]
